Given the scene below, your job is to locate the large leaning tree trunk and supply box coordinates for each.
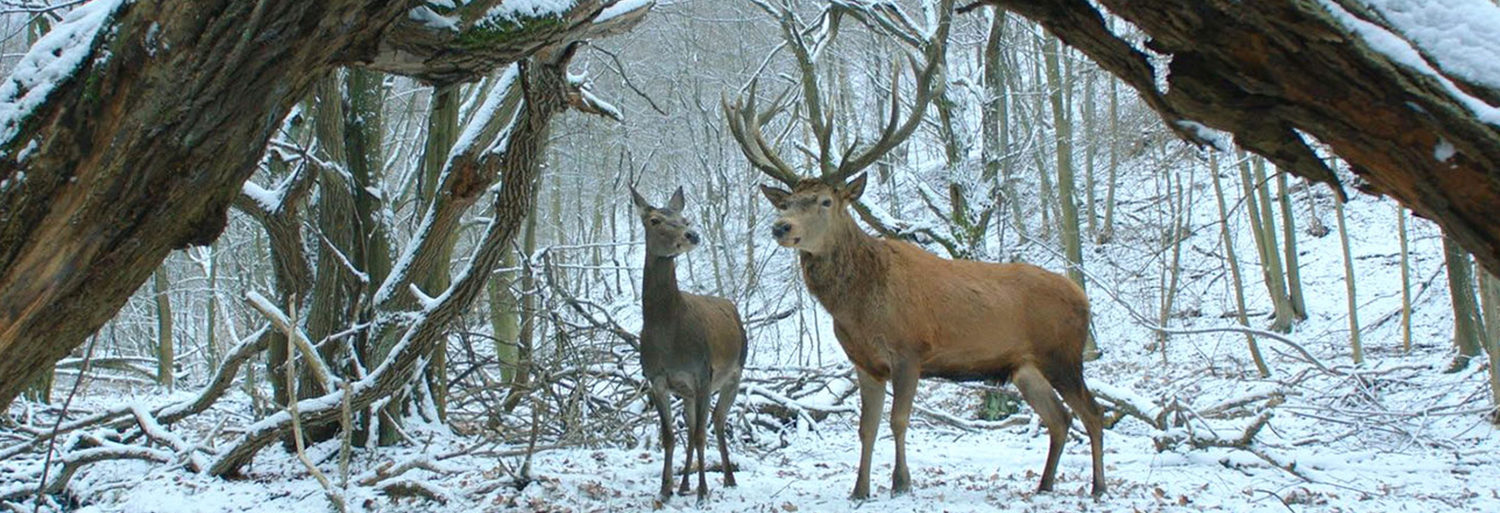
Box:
[0,0,650,410]
[970,1,1500,275]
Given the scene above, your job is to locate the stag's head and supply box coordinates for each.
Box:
[759,173,867,254]
[632,186,701,258]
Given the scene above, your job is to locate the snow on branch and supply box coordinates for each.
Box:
[244,291,344,391]
[0,0,126,151]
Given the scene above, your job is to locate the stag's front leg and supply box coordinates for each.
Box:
[851,367,885,500]
[889,361,919,496]
[648,380,675,503]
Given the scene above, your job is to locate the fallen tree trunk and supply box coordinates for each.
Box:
[971,0,1500,274]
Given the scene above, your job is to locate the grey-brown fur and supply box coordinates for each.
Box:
[632,186,747,504]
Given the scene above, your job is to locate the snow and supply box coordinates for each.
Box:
[598,0,655,22]
[485,0,575,23]
[1361,0,1500,92]
[240,181,281,214]
[408,5,460,32]
[0,0,128,151]
[1321,0,1500,125]
[1173,120,1233,153]
[1434,137,1457,161]
[449,64,520,163]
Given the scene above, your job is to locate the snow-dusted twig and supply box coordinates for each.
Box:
[284,332,347,513]
[244,291,344,391]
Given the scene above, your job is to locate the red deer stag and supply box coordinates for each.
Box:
[631,186,747,504]
[723,0,1103,499]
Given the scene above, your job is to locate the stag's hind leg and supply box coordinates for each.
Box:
[1012,365,1071,493]
[1060,382,1107,498]
[712,374,742,487]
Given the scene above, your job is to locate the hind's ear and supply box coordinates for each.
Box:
[760,184,791,210]
[629,186,652,216]
[843,173,867,202]
[668,186,686,212]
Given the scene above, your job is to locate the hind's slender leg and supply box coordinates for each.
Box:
[678,393,698,495]
[1012,365,1071,492]
[649,380,675,502]
[694,391,712,504]
[712,372,742,487]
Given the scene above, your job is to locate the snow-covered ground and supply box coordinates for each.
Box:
[17,170,1490,513]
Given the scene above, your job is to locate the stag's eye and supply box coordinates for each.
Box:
[650,218,661,225]
[821,198,833,207]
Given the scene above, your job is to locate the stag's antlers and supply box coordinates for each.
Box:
[724,0,953,186]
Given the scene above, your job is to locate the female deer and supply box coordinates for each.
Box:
[632,186,747,504]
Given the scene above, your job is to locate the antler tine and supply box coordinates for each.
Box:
[827,0,953,184]
[723,81,800,187]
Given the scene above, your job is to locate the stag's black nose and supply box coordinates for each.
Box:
[771,221,791,239]
[685,231,700,245]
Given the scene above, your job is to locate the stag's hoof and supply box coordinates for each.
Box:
[724,474,738,488]
[1091,483,1107,499]
[849,488,870,501]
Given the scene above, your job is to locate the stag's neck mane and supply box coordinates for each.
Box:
[642,255,683,321]
[797,211,888,314]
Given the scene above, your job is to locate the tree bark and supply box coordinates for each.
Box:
[976,0,1500,276]
[1444,235,1485,372]
[1333,196,1363,364]
[1276,172,1307,320]
[153,266,174,389]
[0,0,650,410]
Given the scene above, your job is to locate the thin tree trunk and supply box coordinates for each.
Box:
[1238,154,1294,332]
[1097,76,1120,244]
[1044,34,1091,357]
[1445,235,1486,372]
[205,243,221,370]
[500,209,538,413]
[1480,270,1500,419]
[1334,196,1363,365]
[1044,35,1084,288]
[1083,70,1097,240]
[154,267,174,389]
[1398,207,1413,352]
[1276,172,1307,319]
[1157,170,1185,359]
[1211,154,1269,377]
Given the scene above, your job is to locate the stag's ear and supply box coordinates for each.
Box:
[843,173,868,202]
[668,186,686,212]
[760,184,791,210]
[629,186,652,216]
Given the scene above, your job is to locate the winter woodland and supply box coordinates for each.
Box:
[1,1,1499,512]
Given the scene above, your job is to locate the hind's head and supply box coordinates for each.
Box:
[632,186,700,258]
